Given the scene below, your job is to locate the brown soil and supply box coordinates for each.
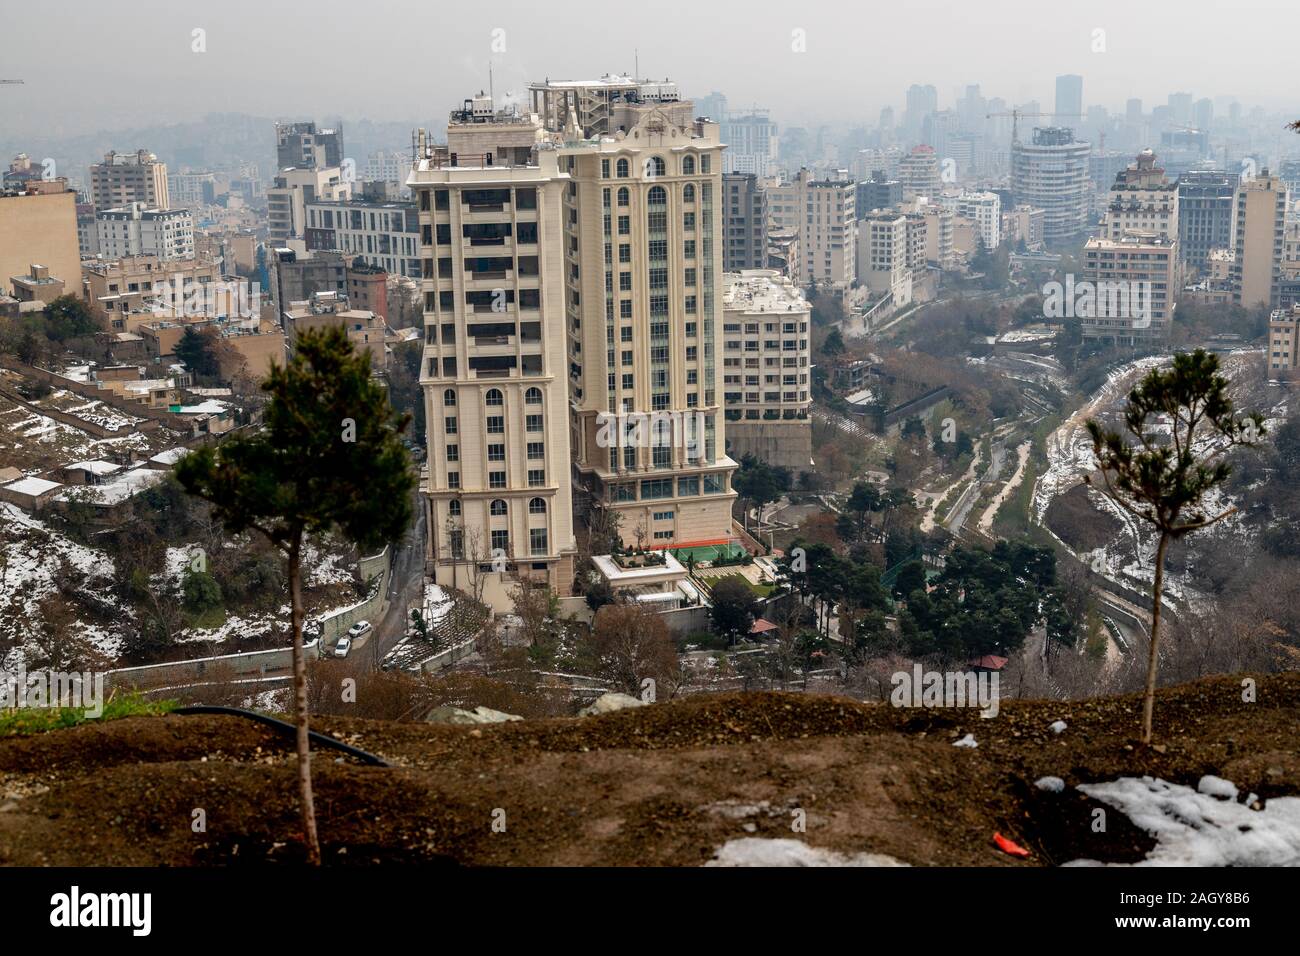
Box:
[1,673,1297,866]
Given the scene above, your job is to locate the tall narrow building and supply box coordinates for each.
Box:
[1231,171,1289,310]
[527,75,738,550]
[408,99,576,611]
[1011,127,1091,244]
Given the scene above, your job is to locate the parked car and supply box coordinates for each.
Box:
[348,620,372,640]
[332,637,352,658]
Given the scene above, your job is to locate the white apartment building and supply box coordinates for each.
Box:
[857,211,913,307]
[720,111,778,179]
[767,169,856,287]
[95,203,194,261]
[954,191,1001,250]
[168,172,217,208]
[267,166,352,243]
[899,146,942,201]
[721,269,812,471]
[303,197,421,278]
[89,150,170,210]
[364,150,414,196]
[1011,127,1091,243]
[409,110,577,612]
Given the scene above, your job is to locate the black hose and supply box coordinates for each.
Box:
[173,705,390,767]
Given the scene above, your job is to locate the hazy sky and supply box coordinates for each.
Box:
[3,0,1297,139]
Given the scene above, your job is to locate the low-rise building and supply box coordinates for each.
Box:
[284,290,389,371]
[95,203,194,261]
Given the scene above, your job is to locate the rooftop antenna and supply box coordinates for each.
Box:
[489,62,494,105]
[635,50,639,81]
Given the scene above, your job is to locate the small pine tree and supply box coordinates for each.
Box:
[1086,350,1263,744]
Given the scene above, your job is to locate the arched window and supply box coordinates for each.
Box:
[617,186,629,206]
[616,158,629,178]
[443,388,456,406]
[448,500,462,517]
[682,155,696,175]
[683,183,695,203]
[646,156,666,178]
[648,185,667,206]
[485,388,503,406]
[529,497,546,515]
[490,499,507,516]
[525,387,543,405]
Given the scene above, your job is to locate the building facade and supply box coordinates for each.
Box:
[1080,234,1177,345]
[722,173,767,272]
[95,204,194,262]
[1177,169,1237,275]
[1231,171,1289,309]
[1011,127,1091,244]
[89,150,170,211]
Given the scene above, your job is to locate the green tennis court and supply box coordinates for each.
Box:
[668,542,748,565]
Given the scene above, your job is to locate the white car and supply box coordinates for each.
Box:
[348,620,372,640]
[332,636,352,659]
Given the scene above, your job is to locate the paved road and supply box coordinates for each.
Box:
[336,501,426,674]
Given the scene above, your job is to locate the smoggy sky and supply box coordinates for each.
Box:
[2,0,1296,138]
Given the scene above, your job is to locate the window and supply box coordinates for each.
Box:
[490,499,507,516]
[618,215,630,235]
[488,443,505,461]
[601,158,610,178]
[448,471,460,489]
[491,529,510,553]
[446,444,459,462]
[653,510,674,521]
[527,442,545,459]
[448,500,462,517]
[640,478,673,500]
[487,415,504,433]
[525,386,542,405]
[683,183,695,203]
[529,497,546,515]
[616,158,629,178]
[648,185,667,207]
[443,389,456,406]
[682,156,696,175]
[485,388,503,406]
[449,529,464,559]
[526,413,543,432]
[489,471,507,489]
[617,186,629,206]
[647,156,666,178]
[700,155,711,173]
[619,243,631,263]
[529,528,548,556]
[527,468,546,486]
[444,416,458,434]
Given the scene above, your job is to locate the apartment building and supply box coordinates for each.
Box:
[0,183,80,295]
[275,122,344,170]
[95,203,194,261]
[919,200,956,268]
[1011,127,1091,243]
[408,102,577,611]
[1102,150,1179,241]
[857,210,913,307]
[1267,305,1299,380]
[267,166,352,243]
[856,171,902,216]
[89,150,170,211]
[1231,171,1289,309]
[303,192,420,278]
[722,173,766,271]
[283,290,389,371]
[767,169,856,287]
[953,191,1001,250]
[526,75,738,551]
[720,270,812,471]
[898,146,942,201]
[168,171,218,208]
[1177,169,1237,275]
[1006,203,1045,249]
[720,110,778,179]
[904,213,929,280]
[1080,234,1177,345]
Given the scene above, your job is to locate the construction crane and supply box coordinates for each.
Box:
[0,80,25,85]
[986,109,1085,144]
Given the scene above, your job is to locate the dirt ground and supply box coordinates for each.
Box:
[1,673,1297,866]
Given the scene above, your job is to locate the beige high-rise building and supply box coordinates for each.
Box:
[1231,171,1288,309]
[1080,234,1177,345]
[1102,150,1178,242]
[857,211,913,307]
[0,183,81,297]
[409,101,577,611]
[766,169,856,287]
[899,145,942,201]
[528,76,738,552]
[89,150,170,210]
[1267,305,1299,381]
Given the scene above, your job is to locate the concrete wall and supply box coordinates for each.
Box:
[0,190,81,299]
[725,419,813,472]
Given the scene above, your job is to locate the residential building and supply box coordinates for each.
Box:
[1054,74,1083,128]
[303,191,420,278]
[168,171,218,207]
[1267,305,1300,380]
[1080,234,1177,344]
[267,166,352,243]
[407,98,577,610]
[721,270,812,471]
[95,203,194,261]
[89,150,169,210]
[720,110,778,179]
[1231,171,1289,309]
[1011,127,1091,243]
[275,122,344,170]
[0,182,81,295]
[857,210,913,307]
[1177,169,1238,275]
[954,191,1001,249]
[9,263,65,305]
[363,150,413,195]
[899,145,941,201]
[1102,149,1179,241]
[919,200,955,268]
[856,171,902,216]
[4,154,46,191]
[723,173,767,271]
[1006,203,1045,249]
[525,74,738,550]
[767,168,856,287]
[284,290,389,371]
